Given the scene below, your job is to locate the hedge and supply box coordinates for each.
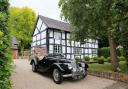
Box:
[0,0,12,89]
[98,47,110,58]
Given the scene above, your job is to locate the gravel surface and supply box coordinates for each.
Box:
[11,59,116,89]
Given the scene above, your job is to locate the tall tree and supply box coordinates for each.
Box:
[115,0,128,71]
[59,0,120,71]
[8,7,36,56]
[0,0,12,89]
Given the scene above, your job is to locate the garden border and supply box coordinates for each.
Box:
[88,70,128,83]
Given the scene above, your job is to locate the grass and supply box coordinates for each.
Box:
[88,61,127,73]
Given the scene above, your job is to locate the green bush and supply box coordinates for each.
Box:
[107,57,111,63]
[0,1,12,89]
[118,56,126,62]
[75,57,81,61]
[98,47,110,58]
[83,56,90,61]
[98,56,105,64]
[92,56,98,61]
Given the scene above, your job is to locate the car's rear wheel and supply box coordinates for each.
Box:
[32,62,37,72]
[52,68,63,84]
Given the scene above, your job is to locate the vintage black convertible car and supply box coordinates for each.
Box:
[30,53,88,84]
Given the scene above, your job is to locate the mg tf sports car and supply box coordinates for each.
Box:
[30,48,88,84]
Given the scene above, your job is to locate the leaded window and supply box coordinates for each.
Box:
[53,45,61,53]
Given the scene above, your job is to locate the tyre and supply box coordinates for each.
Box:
[52,68,63,84]
[32,62,37,72]
[83,72,87,78]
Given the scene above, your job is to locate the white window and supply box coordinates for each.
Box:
[49,30,53,37]
[88,49,92,54]
[85,43,89,48]
[49,38,54,44]
[74,47,81,55]
[72,55,74,59]
[71,41,74,46]
[67,47,71,53]
[62,32,65,39]
[54,45,61,53]
[40,23,46,31]
[55,39,61,44]
[67,54,70,59]
[92,49,97,54]
[85,49,88,53]
[41,31,46,39]
[67,40,70,46]
[67,33,70,39]
[62,40,65,45]
[49,45,53,53]
[62,46,65,53]
[54,32,61,40]
[95,44,98,48]
[37,18,42,29]
[34,28,39,35]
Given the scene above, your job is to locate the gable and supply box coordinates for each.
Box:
[33,17,47,36]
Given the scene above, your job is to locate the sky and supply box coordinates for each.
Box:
[10,0,62,21]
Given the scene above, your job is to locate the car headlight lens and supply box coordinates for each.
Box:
[81,63,85,67]
[67,64,73,70]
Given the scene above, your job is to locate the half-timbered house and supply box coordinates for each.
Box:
[31,15,98,59]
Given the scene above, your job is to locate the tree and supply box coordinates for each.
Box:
[8,7,36,56]
[0,0,12,89]
[59,0,120,71]
[114,0,128,71]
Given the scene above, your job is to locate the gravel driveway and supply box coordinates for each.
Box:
[11,59,117,89]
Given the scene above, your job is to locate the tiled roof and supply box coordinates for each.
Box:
[11,36,18,49]
[39,15,71,32]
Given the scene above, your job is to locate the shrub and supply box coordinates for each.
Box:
[98,56,105,64]
[118,56,126,62]
[98,47,110,58]
[92,56,98,61]
[107,57,111,63]
[75,57,80,61]
[0,1,12,89]
[83,56,90,61]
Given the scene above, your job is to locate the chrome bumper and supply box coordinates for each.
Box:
[62,67,86,79]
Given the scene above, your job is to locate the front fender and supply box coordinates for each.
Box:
[30,58,38,65]
[52,63,65,72]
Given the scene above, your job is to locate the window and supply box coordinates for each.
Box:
[92,49,97,54]
[54,45,61,53]
[54,32,61,40]
[67,33,70,39]
[49,30,53,37]
[74,47,81,55]
[62,32,65,39]
[62,46,65,53]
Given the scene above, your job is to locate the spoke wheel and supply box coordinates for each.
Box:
[32,62,37,72]
[53,68,63,84]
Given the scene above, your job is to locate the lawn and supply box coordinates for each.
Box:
[88,61,127,73]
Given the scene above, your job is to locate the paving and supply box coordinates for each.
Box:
[11,59,127,89]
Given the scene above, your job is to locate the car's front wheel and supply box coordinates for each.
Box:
[52,68,63,84]
[32,62,37,72]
